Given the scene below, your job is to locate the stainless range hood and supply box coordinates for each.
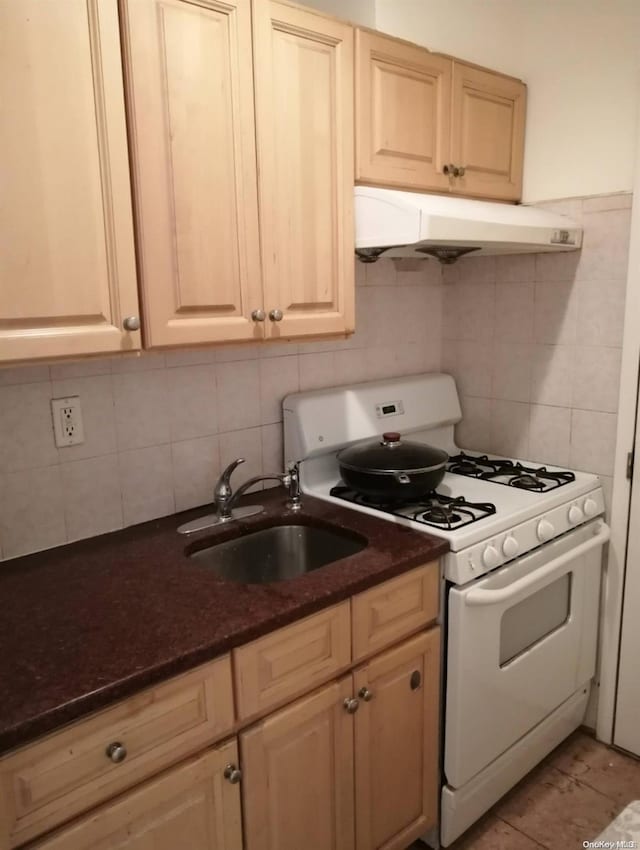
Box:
[355,187,583,264]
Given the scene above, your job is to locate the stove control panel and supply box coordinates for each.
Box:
[447,488,606,584]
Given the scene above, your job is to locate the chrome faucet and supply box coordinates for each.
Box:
[214,458,302,521]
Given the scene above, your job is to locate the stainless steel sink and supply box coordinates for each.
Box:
[188,523,366,583]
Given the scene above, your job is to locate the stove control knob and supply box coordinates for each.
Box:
[583,497,599,517]
[537,519,555,542]
[502,535,519,559]
[568,505,584,525]
[482,545,501,570]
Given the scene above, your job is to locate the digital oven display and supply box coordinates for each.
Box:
[375,400,404,418]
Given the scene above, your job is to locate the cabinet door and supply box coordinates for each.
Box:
[354,628,441,850]
[253,1,355,339]
[0,0,140,362]
[450,62,526,201]
[120,0,263,347]
[355,30,451,193]
[241,676,355,850]
[31,741,242,850]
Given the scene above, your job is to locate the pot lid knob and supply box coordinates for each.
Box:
[381,431,401,444]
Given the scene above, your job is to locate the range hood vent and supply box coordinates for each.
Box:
[355,187,583,264]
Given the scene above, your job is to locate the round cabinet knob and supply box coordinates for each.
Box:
[537,519,556,542]
[223,764,242,784]
[458,166,466,177]
[358,687,373,702]
[269,308,284,322]
[251,309,266,322]
[568,505,584,525]
[583,497,599,517]
[343,697,360,714]
[482,545,501,570]
[122,316,140,332]
[502,535,519,559]
[106,742,127,764]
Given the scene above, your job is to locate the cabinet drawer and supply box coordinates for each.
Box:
[0,655,234,849]
[352,563,439,661]
[233,602,351,719]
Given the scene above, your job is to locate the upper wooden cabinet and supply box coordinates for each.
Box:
[119,0,263,348]
[0,0,141,363]
[450,62,526,202]
[253,0,355,339]
[355,29,451,194]
[355,29,527,202]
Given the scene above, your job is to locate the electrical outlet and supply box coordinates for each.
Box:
[51,396,85,447]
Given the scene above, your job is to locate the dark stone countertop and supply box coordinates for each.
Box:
[0,491,448,756]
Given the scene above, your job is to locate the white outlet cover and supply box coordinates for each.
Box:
[51,396,85,447]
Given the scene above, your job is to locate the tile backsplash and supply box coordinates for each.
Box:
[0,193,631,561]
[0,261,442,560]
[442,192,632,514]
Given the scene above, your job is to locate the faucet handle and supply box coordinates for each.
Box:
[215,458,245,504]
[220,458,245,486]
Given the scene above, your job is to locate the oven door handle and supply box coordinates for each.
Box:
[464,522,610,608]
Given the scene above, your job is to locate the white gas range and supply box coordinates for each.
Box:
[284,373,609,847]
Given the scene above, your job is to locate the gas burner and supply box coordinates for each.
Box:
[448,453,575,492]
[330,485,496,531]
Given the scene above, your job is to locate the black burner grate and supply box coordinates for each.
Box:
[447,452,575,492]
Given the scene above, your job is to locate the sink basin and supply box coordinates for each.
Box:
[188,523,366,583]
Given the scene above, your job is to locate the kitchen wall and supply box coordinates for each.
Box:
[441,192,632,514]
[0,262,442,561]
[304,0,375,25]
[375,0,640,203]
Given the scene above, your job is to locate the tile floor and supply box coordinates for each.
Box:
[413,730,640,849]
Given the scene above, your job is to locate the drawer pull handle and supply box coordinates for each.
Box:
[358,687,373,702]
[106,742,127,764]
[343,697,360,714]
[224,763,242,784]
[410,670,422,691]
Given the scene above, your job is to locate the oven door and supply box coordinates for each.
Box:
[445,519,609,790]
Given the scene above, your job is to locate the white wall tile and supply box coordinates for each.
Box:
[582,194,632,214]
[113,369,170,451]
[442,282,495,341]
[572,346,622,413]
[534,281,578,344]
[528,405,571,467]
[0,382,58,472]
[0,364,50,385]
[164,348,217,368]
[260,341,299,358]
[216,360,261,432]
[218,427,263,490]
[490,399,530,458]
[448,340,493,398]
[576,280,626,347]
[570,410,617,475]
[259,356,299,424]
[119,445,174,525]
[216,343,263,363]
[494,283,535,342]
[171,435,220,512]
[495,254,536,283]
[52,374,117,461]
[534,250,580,283]
[262,423,284,478]
[50,357,112,380]
[492,343,533,403]
[577,208,631,281]
[0,467,66,558]
[530,345,574,407]
[111,352,166,373]
[365,258,396,286]
[61,456,123,541]
[299,352,336,391]
[166,364,217,440]
[333,349,369,384]
[456,396,492,452]
[447,255,497,285]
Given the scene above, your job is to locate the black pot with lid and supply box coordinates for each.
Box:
[337,431,449,501]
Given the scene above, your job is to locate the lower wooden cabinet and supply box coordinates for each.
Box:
[241,676,355,850]
[240,627,441,850]
[31,741,242,850]
[353,629,440,850]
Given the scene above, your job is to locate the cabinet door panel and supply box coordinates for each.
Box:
[354,629,441,850]
[355,30,451,193]
[31,741,242,850]
[451,63,526,201]
[254,1,354,339]
[120,0,263,347]
[0,0,140,362]
[241,677,355,850]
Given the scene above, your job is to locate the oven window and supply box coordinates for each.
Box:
[499,574,572,666]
